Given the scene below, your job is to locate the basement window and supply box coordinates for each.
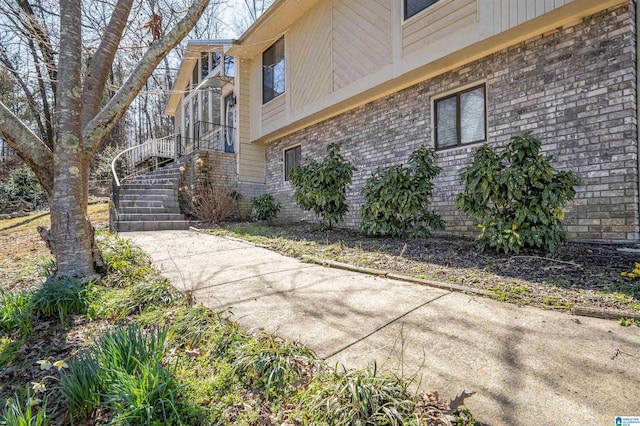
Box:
[284,145,301,181]
[434,84,486,150]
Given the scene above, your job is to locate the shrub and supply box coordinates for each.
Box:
[361,146,444,237]
[0,165,47,210]
[289,143,356,229]
[455,135,578,253]
[184,183,238,225]
[251,194,281,222]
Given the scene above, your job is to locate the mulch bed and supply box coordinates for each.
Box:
[220,223,640,316]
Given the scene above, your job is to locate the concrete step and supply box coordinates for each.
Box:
[117,220,190,232]
[118,213,185,222]
[120,184,177,190]
[118,206,181,214]
[119,200,179,209]
[119,194,176,202]
[119,188,177,196]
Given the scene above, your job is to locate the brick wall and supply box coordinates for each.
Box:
[265,3,639,241]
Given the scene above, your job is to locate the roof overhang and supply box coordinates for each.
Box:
[165,39,235,116]
[226,0,322,58]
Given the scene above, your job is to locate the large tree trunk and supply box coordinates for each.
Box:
[51,0,95,278]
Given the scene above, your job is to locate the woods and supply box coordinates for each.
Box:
[0,0,212,278]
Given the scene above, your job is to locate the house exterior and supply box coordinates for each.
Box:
[166,0,640,241]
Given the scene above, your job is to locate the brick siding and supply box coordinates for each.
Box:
[265,3,639,241]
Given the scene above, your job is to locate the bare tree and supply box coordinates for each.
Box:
[0,0,211,279]
[230,0,274,36]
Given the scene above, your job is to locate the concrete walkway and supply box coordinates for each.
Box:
[125,230,640,426]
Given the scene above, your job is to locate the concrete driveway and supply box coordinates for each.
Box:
[125,230,640,426]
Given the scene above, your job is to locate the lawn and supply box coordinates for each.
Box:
[210,223,640,317]
[0,209,475,425]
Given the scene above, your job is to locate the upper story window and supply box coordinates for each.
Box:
[405,0,440,20]
[284,145,301,181]
[191,61,199,89]
[224,56,235,78]
[201,53,210,79]
[212,52,221,70]
[434,84,486,150]
[263,36,285,104]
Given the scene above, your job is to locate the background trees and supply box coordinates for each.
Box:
[0,0,213,278]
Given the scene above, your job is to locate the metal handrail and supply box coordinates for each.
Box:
[110,133,178,187]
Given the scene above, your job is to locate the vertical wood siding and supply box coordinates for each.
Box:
[289,0,332,111]
[239,58,265,182]
[490,0,568,33]
[403,0,478,56]
[332,0,393,89]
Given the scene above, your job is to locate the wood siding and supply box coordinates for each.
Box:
[332,0,393,89]
[487,0,569,34]
[289,0,332,111]
[262,94,286,127]
[238,58,265,182]
[403,0,478,56]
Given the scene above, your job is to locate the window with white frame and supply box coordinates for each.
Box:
[434,84,486,150]
[284,145,301,181]
[263,37,285,104]
[405,0,440,20]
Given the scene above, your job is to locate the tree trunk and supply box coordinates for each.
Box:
[51,0,95,278]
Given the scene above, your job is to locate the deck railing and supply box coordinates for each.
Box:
[109,122,236,230]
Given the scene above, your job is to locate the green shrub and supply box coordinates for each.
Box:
[361,146,444,237]
[0,388,48,426]
[290,143,356,229]
[0,165,47,210]
[32,278,89,326]
[295,364,416,425]
[251,194,281,222]
[0,290,34,336]
[455,135,578,253]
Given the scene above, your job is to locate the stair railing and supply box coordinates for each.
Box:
[110,133,178,231]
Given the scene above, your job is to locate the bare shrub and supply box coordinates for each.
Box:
[184,183,237,225]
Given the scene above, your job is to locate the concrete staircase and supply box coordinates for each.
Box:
[113,164,190,232]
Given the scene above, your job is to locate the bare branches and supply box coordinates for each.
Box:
[83,0,211,154]
[81,0,134,129]
[0,101,53,194]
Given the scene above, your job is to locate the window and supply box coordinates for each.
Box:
[224,56,235,77]
[284,145,301,181]
[405,0,440,20]
[201,53,210,79]
[263,37,285,104]
[434,84,486,150]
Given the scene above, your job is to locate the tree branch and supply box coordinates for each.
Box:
[16,0,58,98]
[81,0,134,129]
[84,0,210,154]
[0,101,54,195]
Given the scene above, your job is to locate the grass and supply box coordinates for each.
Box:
[0,211,474,425]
